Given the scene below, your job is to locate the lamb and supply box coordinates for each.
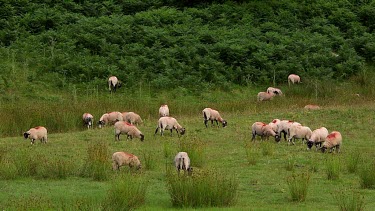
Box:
[321,131,342,153]
[174,152,192,176]
[257,92,275,101]
[287,124,312,145]
[159,104,169,117]
[112,152,141,170]
[98,111,123,128]
[202,108,227,128]
[251,122,279,142]
[307,127,329,150]
[154,117,186,137]
[108,76,122,93]
[267,87,283,96]
[82,113,94,129]
[114,121,144,141]
[23,126,48,145]
[288,74,301,85]
[304,104,321,110]
[277,120,301,141]
[124,112,143,126]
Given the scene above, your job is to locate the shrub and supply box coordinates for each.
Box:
[359,161,375,189]
[166,168,238,208]
[287,172,310,202]
[333,189,365,211]
[326,156,341,180]
[80,141,110,181]
[102,173,148,211]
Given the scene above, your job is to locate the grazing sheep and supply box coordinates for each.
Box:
[268,119,281,142]
[277,120,301,141]
[154,117,186,137]
[124,112,143,126]
[23,126,48,145]
[121,112,128,120]
[202,108,227,128]
[288,74,301,85]
[257,92,275,101]
[321,131,342,153]
[304,104,321,110]
[267,87,283,96]
[108,76,122,93]
[159,104,170,117]
[82,113,94,129]
[174,152,193,176]
[98,111,123,128]
[287,124,312,145]
[114,121,144,141]
[112,152,141,170]
[251,122,279,142]
[307,127,329,150]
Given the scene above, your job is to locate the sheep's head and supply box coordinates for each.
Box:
[140,134,145,142]
[320,146,327,153]
[274,134,281,142]
[179,128,186,135]
[117,81,122,88]
[307,140,314,150]
[222,120,228,127]
[98,120,104,128]
[136,163,142,170]
[23,132,30,139]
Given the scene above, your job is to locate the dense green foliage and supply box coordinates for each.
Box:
[0,0,374,93]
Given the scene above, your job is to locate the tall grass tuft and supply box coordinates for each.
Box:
[287,172,310,202]
[359,160,375,189]
[80,141,110,181]
[325,156,341,180]
[166,168,238,208]
[37,158,72,179]
[4,194,54,210]
[333,189,365,211]
[102,173,148,211]
[261,141,274,156]
[346,151,361,173]
[244,142,259,165]
[285,155,296,171]
[141,149,156,170]
[13,148,42,177]
[178,136,205,167]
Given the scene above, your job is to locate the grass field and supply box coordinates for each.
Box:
[0,81,375,210]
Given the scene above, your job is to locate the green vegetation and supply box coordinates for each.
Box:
[287,172,311,202]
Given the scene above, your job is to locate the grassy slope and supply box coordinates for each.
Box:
[0,92,374,210]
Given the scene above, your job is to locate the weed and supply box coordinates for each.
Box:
[80,141,110,181]
[287,172,310,202]
[333,189,365,211]
[346,151,361,173]
[141,149,156,170]
[326,156,341,180]
[359,161,375,189]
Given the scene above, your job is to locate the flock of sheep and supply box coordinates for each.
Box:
[22,74,342,174]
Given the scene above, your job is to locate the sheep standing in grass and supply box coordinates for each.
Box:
[114,121,144,141]
[23,126,48,145]
[288,74,301,85]
[304,104,321,110]
[251,122,279,142]
[287,124,312,145]
[321,131,342,153]
[154,117,185,137]
[98,111,123,128]
[159,104,169,117]
[267,87,283,96]
[108,76,122,93]
[82,113,94,129]
[202,108,227,128]
[174,152,192,176]
[124,112,143,126]
[277,120,301,141]
[112,152,141,170]
[257,92,275,101]
[307,127,329,150]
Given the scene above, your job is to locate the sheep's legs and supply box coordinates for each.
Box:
[204,120,208,128]
[170,129,173,136]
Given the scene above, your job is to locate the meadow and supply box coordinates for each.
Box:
[0,79,375,210]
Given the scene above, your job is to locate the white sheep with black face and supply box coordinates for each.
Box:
[98,111,123,128]
[307,127,329,150]
[108,76,122,93]
[174,152,192,176]
[251,122,279,142]
[82,113,94,129]
[23,126,48,145]
[114,121,144,142]
[159,104,169,117]
[202,108,227,128]
[154,117,185,137]
[112,152,141,170]
[277,120,301,142]
[287,124,312,145]
[267,87,283,96]
[321,131,343,153]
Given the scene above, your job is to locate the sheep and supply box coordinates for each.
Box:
[304,104,321,110]
[287,124,312,145]
[23,126,48,145]
[288,74,301,85]
[257,92,275,101]
[114,121,144,141]
[267,87,283,96]
[108,76,122,93]
[202,108,227,128]
[268,119,281,142]
[159,104,169,117]
[277,120,301,141]
[251,122,279,142]
[174,152,193,176]
[82,113,94,129]
[112,152,141,171]
[124,112,143,126]
[154,117,186,137]
[321,131,342,153]
[307,127,329,151]
[98,111,123,128]
[121,112,128,120]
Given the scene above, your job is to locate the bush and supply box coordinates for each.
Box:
[287,172,310,202]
